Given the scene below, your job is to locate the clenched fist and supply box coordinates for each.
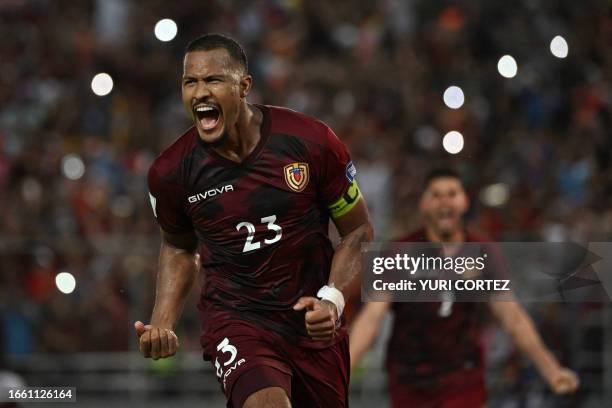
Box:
[547,367,580,394]
[293,297,338,341]
[134,321,179,360]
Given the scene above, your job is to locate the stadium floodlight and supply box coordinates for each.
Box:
[550,35,568,58]
[61,154,85,180]
[443,86,465,109]
[154,18,178,42]
[442,131,464,154]
[497,55,518,78]
[56,272,76,294]
[91,73,114,96]
[480,183,510,207]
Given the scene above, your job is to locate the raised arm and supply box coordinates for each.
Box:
[489,300,579,394]
[135,229,199,359]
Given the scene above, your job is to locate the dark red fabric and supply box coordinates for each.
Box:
[147,105,354,351]
[389,365,486,408]
[208,319,349,408]
[386,229,495,401]
[231,365,292,408]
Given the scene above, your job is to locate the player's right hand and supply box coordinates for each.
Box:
[134,321,179,360]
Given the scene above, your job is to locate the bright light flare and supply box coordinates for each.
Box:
[91,73,113,96]
[61,154,85,180]
[497,55,518,78]
[56,272,76,294]
[443,86,465,109]
[154,19,178,42]
[480,183,510,207]
[550,35,568,58]
[442,131,464,154]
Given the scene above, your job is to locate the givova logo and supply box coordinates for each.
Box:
[188,184,234,203]
[214,337,246,390]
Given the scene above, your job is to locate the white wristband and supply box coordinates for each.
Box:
[317,285,345,318]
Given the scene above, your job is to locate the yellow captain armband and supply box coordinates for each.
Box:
[328,180,362,218]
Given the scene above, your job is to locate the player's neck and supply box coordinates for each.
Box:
[211,103,262,163]
[425,226,465,243]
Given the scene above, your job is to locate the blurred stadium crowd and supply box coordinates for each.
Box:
[0,0,610,405]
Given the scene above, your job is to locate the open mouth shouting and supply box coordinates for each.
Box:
[193,102,221,132]
[436,208,457,228]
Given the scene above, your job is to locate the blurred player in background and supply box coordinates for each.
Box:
[135,33,373,408]
[350,168,578,407]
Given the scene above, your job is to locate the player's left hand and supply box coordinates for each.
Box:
[293,297,338,341]
[547,367,580,394]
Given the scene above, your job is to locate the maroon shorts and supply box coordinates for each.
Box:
[388,366,486,408]
[205,320,350,408]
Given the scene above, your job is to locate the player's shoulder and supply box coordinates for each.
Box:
[149,126,199,180]
[264,104,333,146]
[465,230,492,243]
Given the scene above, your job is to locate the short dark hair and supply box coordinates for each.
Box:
[185,33,248,73]
[423,167,463,190]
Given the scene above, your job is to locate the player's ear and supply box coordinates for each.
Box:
[239,74,252,99]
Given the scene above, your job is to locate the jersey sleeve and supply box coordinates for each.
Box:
[147,165,193,234]
[318,126,362,218]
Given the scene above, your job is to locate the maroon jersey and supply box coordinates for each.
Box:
[147,105,355,354]
[386,229,495,391]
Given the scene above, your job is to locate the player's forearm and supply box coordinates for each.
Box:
[513,318,562,380]
[495,303,561,380]
[150,242,199,329]
[349,311,382,367]
[328,221,374,297]
[349,329,374,368]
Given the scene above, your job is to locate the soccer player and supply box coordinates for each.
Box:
[350,168,579,407]
[135,33,373,408]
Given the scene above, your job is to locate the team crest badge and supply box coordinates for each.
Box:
[284,163,309,192]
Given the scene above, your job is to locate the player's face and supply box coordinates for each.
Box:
[420,177,469,238]
[182,49,251,144]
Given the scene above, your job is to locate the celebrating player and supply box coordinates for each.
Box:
[350,168,579,407]
[135,33,373,408]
